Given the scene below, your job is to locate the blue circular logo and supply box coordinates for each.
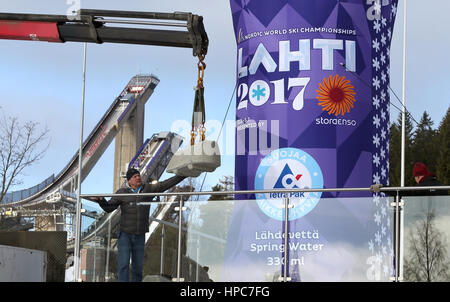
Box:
[254,148,324,221]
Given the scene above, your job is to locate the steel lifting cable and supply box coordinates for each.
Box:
[195,81,238,201]
[339,63,419,126]
[191,55,207,145]
[184,66,239,236]
[188,53,239,201]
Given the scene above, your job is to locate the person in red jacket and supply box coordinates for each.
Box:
[370,162,448,196]
[411,162,448,196]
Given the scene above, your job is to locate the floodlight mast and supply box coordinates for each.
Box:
[0,9,209,57]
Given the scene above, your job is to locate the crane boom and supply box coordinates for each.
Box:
[0,9,208,57]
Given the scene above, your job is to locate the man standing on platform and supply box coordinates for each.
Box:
[93,168,186,282]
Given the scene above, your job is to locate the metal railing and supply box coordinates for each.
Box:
[1,175,55,204]
[77,185,449,282]
[80,185,450,198]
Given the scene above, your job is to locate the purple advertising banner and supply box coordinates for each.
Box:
[225,0,399,281]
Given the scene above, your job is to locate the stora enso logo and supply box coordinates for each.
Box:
[254,148,324,221]
[316,74,356,116]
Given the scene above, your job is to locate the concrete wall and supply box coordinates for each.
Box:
[0,231,67,282]
[0,245,47,282]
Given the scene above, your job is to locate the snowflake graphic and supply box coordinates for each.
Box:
[373,133,381,148]
[373,20,381,33]
[373,172,381,184]
[381,147,386,159]
[372,38,380,52]
[381,90,386,102]
[391,3,398,18]
[375,231,382,245]
[381,71,387,84]
[381,224,387,237]
[380,52,386,65]
[252,85,266,101]
[373,153,381,167]
[373,114,381,128]
[373,95,381,109]
[376,252,383,265]
[373,57,381,71]
[381,109,386,121]
[381,166,387,179]
[373,194,380,206]
[381,34,387,46]
[374,211,382,225]
[381,127,387,140]
[381,203,387,217]
[368,1,397,281]
[373,76,381,90]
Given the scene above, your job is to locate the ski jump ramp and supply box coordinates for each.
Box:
[1,74,184,245]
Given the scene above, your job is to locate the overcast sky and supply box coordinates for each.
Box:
[0,0,237,203]
[1,0,449,204]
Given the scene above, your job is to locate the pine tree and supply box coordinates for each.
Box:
[411,111,438,173]
[436,107,450,185]
[208,184,228,200]
[208,176,234,201]
[389,118,401,187]
[389,112,415,187]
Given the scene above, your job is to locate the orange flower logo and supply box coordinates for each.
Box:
[316,75,356,116]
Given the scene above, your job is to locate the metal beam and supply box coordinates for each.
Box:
[0,9,209,57]
[80,185,450,199]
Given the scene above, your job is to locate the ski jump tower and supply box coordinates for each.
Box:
[113,79,148,192]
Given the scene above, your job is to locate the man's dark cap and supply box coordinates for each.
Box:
[126,168,140,181]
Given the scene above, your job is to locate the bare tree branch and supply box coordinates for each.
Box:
[0,110,50,202]
[404,203,450,282]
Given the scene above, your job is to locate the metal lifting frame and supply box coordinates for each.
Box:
[0,9,209,57]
